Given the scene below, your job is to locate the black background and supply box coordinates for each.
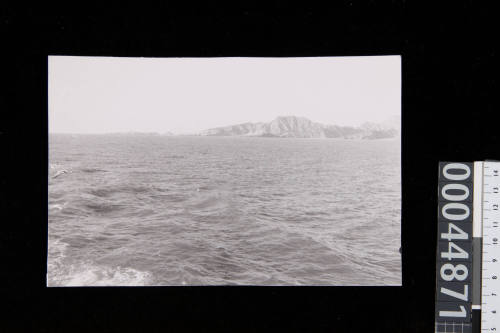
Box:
[0,2,497,332]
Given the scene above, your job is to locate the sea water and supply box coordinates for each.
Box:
[48,135,401,286]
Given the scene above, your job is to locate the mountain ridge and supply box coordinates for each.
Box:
[199,116,399,139]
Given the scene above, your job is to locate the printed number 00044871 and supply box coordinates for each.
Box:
[438,163,473,319]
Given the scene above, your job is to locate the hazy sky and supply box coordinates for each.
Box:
[49,55,400,134]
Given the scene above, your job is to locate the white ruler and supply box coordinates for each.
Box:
[481,161,500,331]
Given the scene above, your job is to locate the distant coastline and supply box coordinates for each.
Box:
[198,115,400,139]
[50,115,400,140]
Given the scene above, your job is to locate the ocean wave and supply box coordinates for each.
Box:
[49,202,67,212]
[89,185,152,198]
[189,195,222,210]
[51,169,71,179]
[81,167,107,173]
[84,203,124,214]
[47,239,152,287]
[49,262,152,287]
[49,163,63,170]
[48,136,401,286]
[47,238,69,277]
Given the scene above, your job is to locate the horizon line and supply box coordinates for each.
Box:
[49,114,400,135]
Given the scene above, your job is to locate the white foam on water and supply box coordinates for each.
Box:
[48,261,152,287]
[62,264,152,286]
[49,202,67,212]
[49,163,67,173]
[47,239,152,287]
[47,238,69,273]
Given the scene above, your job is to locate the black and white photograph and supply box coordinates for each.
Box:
[47,55,401,286]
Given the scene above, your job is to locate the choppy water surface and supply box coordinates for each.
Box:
[48,135,401,286]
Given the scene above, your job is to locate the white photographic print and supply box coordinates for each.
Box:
[48,56,401,286]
